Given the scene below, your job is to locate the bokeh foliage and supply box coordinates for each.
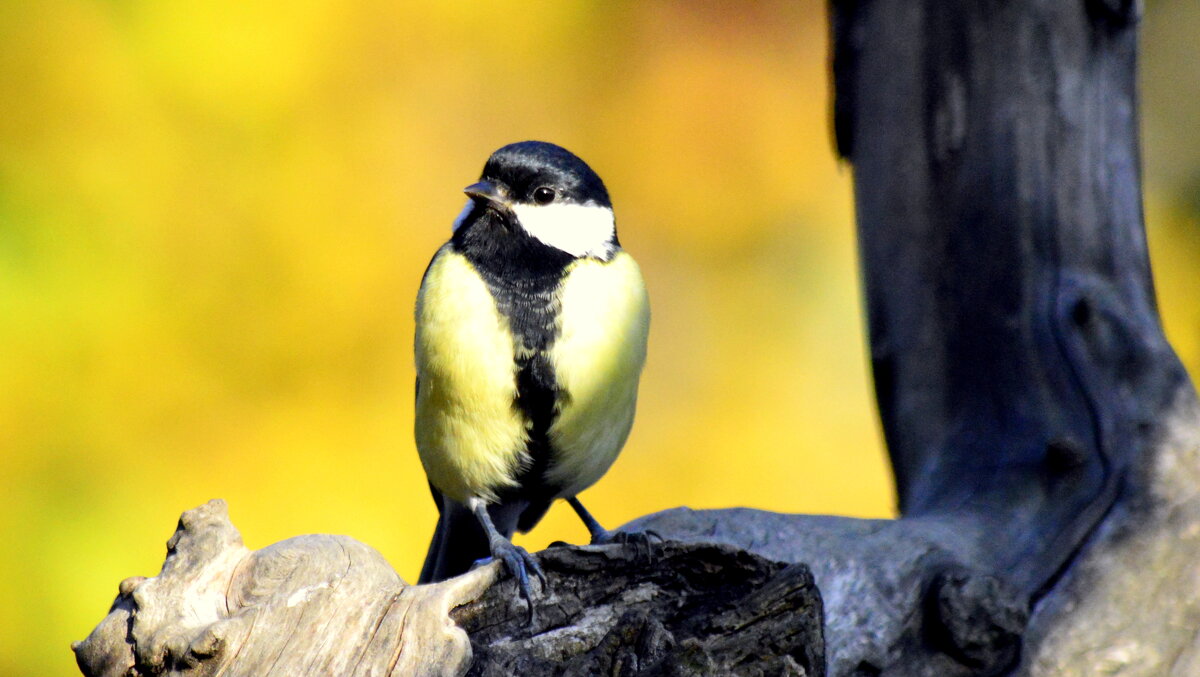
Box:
[0,2,1195,675]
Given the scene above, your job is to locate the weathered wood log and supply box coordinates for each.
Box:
[457,539,823,676]
[73,500,824,677]
[73,499,486,677]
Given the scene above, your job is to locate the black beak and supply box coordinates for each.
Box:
[464,181,507,206]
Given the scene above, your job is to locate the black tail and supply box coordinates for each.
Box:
[419,500,490,583]
[418,495,537,584]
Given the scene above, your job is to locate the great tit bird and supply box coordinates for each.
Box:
[414,141,651,611]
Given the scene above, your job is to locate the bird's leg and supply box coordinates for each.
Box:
[566,497,660,558]
[566,496,609,542]
[466,497,545,623]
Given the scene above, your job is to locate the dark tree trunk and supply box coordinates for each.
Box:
[73,2,1200,676]
[833,0,1187,596]
[636,1,1200,673]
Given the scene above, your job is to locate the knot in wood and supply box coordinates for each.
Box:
[1045,437,1089,474]
[927,569,1027,675]
[1086,0,1142,26]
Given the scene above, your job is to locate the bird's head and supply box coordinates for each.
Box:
[453,141,617,260]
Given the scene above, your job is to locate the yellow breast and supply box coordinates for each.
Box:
[414,247,528,503]
[546,251,650,497]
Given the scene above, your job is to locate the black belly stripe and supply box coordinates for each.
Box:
[452,208,574,498]
[511,353,559,498]
[484,276,562,498]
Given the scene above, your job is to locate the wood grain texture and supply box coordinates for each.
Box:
[74,501,824,677]
[456,541,823,676]
[73,500,490,677]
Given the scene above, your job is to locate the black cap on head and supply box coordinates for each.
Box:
[480,141,611,209]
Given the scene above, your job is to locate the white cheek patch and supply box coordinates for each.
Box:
[510,202,616,259]
[451,200,474,232]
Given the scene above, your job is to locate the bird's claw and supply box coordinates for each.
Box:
[590,528,662,561]
[486,539,545,625]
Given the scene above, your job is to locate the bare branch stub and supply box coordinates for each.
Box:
[72,499,490,677]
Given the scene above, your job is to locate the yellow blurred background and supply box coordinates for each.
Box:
[1,1,1196,674]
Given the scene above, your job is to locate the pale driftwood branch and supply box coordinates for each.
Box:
[73,500,824,677]
[72,499,489,677]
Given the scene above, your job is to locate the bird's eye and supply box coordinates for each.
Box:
[532,186,556,205]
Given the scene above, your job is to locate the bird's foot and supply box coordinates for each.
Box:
[484,537,546,625]
[589,528,663,561]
